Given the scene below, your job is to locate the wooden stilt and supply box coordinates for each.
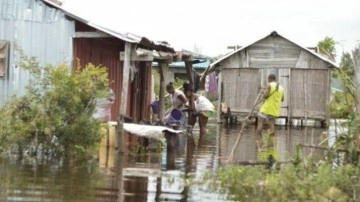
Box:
[117,42,133,153]
[158,62,168,121]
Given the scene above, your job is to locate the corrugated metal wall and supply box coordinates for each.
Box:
[128,62,152,122]
[0,0,74,106]
[73,36,125,121]
[73,22,152,122]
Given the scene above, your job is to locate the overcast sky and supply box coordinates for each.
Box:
[63,0,360,61]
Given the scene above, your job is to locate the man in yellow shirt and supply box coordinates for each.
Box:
[256,74,284,137]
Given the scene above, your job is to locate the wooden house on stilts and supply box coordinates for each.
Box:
[202,31,338,127]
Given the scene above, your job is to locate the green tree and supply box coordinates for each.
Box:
[330,52,356,118]
[0,54,109,159]
[340,52,355,78]
[317,36,336,60]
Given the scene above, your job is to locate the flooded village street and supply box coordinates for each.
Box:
[0,118,329,202]
[1,0,360,201]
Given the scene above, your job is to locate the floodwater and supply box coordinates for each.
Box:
[0,118,330,202]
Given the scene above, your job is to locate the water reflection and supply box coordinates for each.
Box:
[0,158,108,202]
[0,119,329,202]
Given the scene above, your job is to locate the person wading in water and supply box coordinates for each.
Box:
[256,74,284,138]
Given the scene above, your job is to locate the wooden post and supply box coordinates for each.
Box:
[117,42,133,153]
[116,153,124,201]
[158,62,168,121]
[288,68,292,127]
[325,69,331,128]
[184,61,194,88]
[353,47,360,114]
[217,71,222,123]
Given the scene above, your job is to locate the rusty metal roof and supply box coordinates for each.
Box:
[41,0,175,53]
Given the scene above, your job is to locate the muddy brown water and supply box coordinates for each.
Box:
[0,118,328,202]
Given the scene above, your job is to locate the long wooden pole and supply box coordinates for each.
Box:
[217,71,222,123]
[227,91,263,162]
[353,47,360,114]
[288,68,292,126]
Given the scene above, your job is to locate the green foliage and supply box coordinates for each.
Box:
[333,52,355,94]
[339,52,355,79]
[200,112,360,201]
[202,162,360,201]
[173,77,185,89]
[329,52,356,118]
[0,54,109,159]
[317,36,336,58]
[329,91,355,118]
[334,117,360,166]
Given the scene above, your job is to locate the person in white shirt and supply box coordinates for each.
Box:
[164,82,188,129]
[183,82,214,135]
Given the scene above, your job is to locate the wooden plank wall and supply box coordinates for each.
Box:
[290,69,329,119]
[222,68,260,113]
[129,62,152,122]
[219,35,331,121]
[247,37,301,68]
[220,50,244,68]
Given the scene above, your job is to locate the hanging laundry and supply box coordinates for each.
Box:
[205,71,218,101]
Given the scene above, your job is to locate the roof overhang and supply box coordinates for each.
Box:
[41,0,175,53]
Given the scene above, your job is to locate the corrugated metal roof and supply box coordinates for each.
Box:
[151,49,211,69]
[41,0,175,53]
[169,49,211,69]
[206,31,339,73]
[169,59,210,69]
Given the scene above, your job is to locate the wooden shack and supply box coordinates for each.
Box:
[202,31,338,125]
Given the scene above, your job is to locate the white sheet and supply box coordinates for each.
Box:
[123,123,184,141]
